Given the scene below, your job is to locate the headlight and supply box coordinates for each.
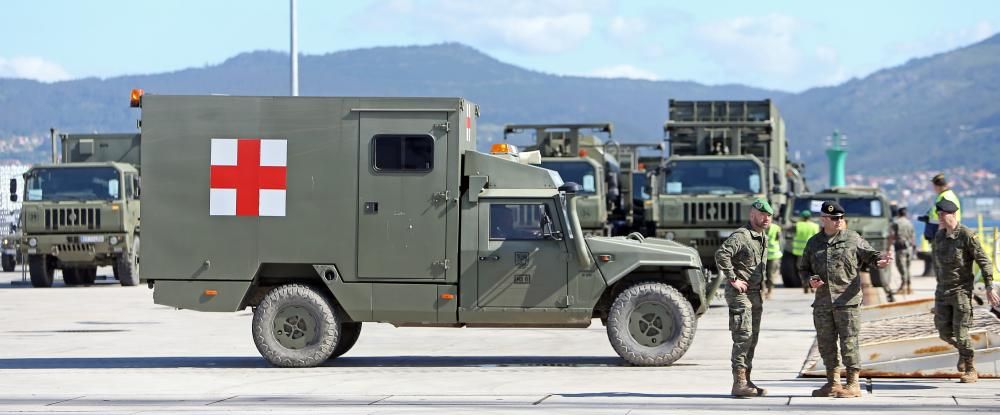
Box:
[28,238,37,247]
[109,236,119,245]
[665,232,675,240]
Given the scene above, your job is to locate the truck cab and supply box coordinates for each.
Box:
[13,133,141,287]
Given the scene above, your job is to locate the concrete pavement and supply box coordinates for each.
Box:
[0,265,996,413]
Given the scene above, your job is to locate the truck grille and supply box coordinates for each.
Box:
[56,243,96,252]
[44,208,101,230]
[682,202,742,225]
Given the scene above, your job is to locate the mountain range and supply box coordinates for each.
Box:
[1,34,998,186]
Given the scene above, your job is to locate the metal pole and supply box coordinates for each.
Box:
[50,128,57,163]
[290,0,299,96]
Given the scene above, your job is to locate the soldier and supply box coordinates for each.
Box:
[799,201,892,398]
[931,199,999,383]
[765,217,783,299]
[715,197,772,398]
[889,207,916,294]
[920,173,961,244]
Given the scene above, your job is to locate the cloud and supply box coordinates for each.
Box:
[589,64,658,80]
[889,20,997,59]
[353,0,608,54]
[608,16,648,43]
[693,13,804,77]
[0,57,71,82]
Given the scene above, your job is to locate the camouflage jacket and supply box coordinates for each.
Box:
[715,224,767,292]
[798,229,883,307]
[932,224,994,296]
[891,217,916,249]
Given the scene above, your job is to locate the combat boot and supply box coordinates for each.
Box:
[731,368,757,398]
[957,355,966,373]
[960,356,978,383]
[834,369,862,398]
[811,369,843,397]
[746,368,767,396]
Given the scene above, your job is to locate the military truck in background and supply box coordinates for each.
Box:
[11,133,141,287]
[137,93,709,368]
[502,123,662,236]
[650,100,807,264]
[781,187,891,288]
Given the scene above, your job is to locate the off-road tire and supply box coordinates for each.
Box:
[329,322,362,359]
[252,284,340,367]
[28,254,54,288]
[607,282,696,366]
[781,255,801,288]
[115,237,139,286]
[62,268,82,286]
[1,254,14,272]
[80,267,97,285]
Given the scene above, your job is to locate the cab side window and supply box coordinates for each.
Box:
[372,134,434,172]
[490,203,552,241]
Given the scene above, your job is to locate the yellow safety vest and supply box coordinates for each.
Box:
[767,223,782,260]
[929,189,960,224]
[792,221,820,256]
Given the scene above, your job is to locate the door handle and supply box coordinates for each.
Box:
[478,255,500,262]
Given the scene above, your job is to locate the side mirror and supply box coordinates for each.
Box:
[133,177,141,199]
[559,182,581,194]
[8,178,16,202]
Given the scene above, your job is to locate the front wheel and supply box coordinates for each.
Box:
[115,236,140,286]
[606,282,696,366]
[28,255,55,288]
[252,284,341,367]
[1,254,14,272]
[329,322,362,360]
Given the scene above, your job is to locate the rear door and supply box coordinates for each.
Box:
[357,112,450,280]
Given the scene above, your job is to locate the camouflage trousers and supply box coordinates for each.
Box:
[934,292,975,358]
[894,247,912,285]
[765,259,780,290]
[726,286,763,369]
[813,305,861,371]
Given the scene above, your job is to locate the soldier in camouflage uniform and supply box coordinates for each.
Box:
[889,206,917,294]
[715,197,773,398]
[799,201,892,398]
[931,199,999,383]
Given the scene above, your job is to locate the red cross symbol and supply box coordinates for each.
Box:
[210,138,287,216]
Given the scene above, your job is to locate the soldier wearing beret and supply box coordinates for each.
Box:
[932,199,999,383]
[715,197,773,397]
[798,201,892,398]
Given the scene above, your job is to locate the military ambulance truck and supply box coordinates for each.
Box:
[137,93,708,368]
[651,100,806,267]
[11,133,141,287]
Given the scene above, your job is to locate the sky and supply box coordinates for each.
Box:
[1,0,998,92]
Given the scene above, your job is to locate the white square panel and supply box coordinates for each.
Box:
[210,138,238,166]
[209,188,237,216]
[259,189,286,217]
[260,139,287,167]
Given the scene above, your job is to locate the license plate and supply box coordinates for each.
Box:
[79,235,105,243]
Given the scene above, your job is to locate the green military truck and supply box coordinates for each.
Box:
[11,133,141,287]
[502,123,660,236]
[781,187,891,288]
[650,100,806,270]
[138,93,709,368]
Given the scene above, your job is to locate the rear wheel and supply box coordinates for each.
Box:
[62,268,81,286]
[329,322,362,359]
[1,254,14,272]
[607,282,696,366]
[28,255,54,288]
[252,284,341,367]
[115,237,139,286]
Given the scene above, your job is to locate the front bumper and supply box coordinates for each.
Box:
[21,233,129,264]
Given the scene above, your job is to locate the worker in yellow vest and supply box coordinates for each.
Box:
[765,219,782,299]
[919,173,961,243]
[792,210,821,293]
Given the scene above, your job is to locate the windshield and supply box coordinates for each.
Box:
[25,167,121,202]
[791,197,884,217]
[540,161,597,194]
[661,159,761,195]
[841,197,884,217]
[632,172,650,201]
